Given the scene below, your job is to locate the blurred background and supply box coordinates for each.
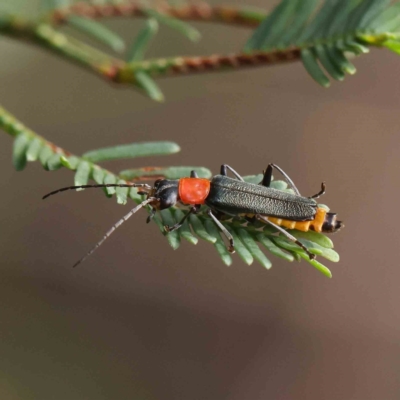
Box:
[0,1,399,399]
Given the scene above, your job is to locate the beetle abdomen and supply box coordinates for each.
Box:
[262,207,327,232]
[206,175,317,221]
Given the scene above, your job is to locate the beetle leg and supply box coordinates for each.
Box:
[269,164,301,196]
[260,164,273,187]
[207,209,235,253]
[190,170,199,178]
[164,206,199,232]
[146,207,156,223]
[255,214,316,260]
[220,164,244,181]
[311,182,326,199]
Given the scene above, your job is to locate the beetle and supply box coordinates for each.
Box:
[43,163,342,267]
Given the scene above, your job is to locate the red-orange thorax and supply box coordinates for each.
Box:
[179,178,211,205]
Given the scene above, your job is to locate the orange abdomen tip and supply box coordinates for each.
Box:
[311,208,327,233]
[179,178,211,205]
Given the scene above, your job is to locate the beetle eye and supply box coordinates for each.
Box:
[154,179,162,188]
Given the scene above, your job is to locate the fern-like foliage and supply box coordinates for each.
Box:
[1,0,400,100]
[245,0,400,87]
[2,106,339,278]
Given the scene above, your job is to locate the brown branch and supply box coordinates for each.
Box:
[113,49,301,84]
[50,1,265,28]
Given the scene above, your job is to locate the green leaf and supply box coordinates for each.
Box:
[383,39,400,55]
[238,228,272,269]
[256,233,294,262]
[326,46,356,75]
[244,0,399,87]
[279,0,319,46]
[38,146,54,170]
[270,180,289,191]
[129,187,142,202]
[190,215,217,244]
[315,45,345,81]
[135,70,164,102]
[272,237,332,278]
[290,230,334,249]
[60,155,80,170]
[298,239,340,262]
[298,253,333,278]
[47,153,62,170]
[116,179,129,205]
[370,3,400,31]
[143,9,200,42]
[66,15,125,53]
[120,166,212,180]
[160,209,180,250]
[245,0,298,51]
[83,141,180,163]
[74,160,91,188]
[229,227,254,265]
[242,174,263,184]
[173,209,198,245]
[26,137,43,162]
[103,173,117,195]
[12,133,31,171]
[127,18,158,62]
[358,0,391,29]
[92,166,105,184]
[203,219,232,266]
[301,48,331,87]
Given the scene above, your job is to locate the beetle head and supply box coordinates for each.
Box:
[149,179,179,210]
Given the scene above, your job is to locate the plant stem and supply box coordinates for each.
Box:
[49,2,266,28]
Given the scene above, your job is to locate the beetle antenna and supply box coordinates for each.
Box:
[72,197,156,268]
[42,183,152,200]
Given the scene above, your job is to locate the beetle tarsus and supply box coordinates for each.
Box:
[164,224,176,233]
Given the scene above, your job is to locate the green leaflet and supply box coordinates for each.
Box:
[189,214,217,244]
[256,234,294,262]
[38,146,53,170]
[301,49,330,87]
[66,15,125,53]
[116,179,129,205]
[245,0,298,51]
[26,138,43,162]
[60,155,80,170]
[143,9,200,42]
[228,227,254,265]
[203,219,232,266]
[383,39,400,55]
[103,173,117,195]
[135,70,164,102]
[245,0,400,87]
[47,153,62,171]
[238,228,272,269]
[127,19,158,63]
[173,208,198,245]
[82,141,180,163]
[272,237,333,278]
[12,133,31,171]
[160,209,180,250]
[74,161,91,188]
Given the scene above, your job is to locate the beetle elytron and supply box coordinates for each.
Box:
[43,164,342,267]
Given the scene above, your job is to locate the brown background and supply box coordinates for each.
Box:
[0,1,399,399]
